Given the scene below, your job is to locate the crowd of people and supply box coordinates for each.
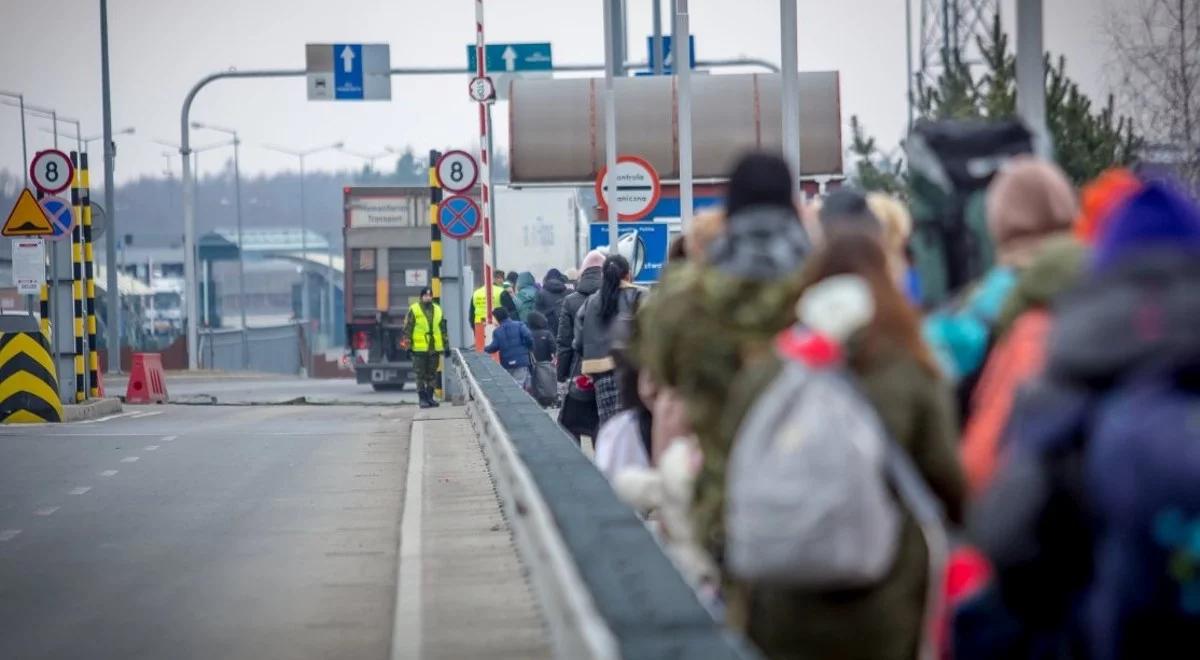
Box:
[474,148,1200,659]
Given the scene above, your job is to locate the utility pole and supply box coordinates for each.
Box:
[1016,0,1047,151]
[603,0,620,249]
[651,0,665,76]
[100,0,121,374]
[780,0,801,197]
[676,0,695,232]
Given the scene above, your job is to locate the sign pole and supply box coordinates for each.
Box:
[474,0,496,331]
[69,152,87,402]
[781,0,801,197]
[603,0,620,251]
[676,0,695,233]
[100,0,121,375]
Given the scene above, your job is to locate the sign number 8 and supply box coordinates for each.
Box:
[30,150,73,194]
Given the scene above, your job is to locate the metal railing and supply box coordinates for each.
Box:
[198,322,305,374]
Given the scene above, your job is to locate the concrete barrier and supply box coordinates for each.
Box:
[452,350,759,660]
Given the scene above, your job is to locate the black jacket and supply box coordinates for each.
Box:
[574,283,644,375]
[535,277,569,337]
[556,266,602,381]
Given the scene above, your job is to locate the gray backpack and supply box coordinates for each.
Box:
[726,359,947,590]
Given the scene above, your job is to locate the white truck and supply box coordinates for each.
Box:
[492,187,589,278]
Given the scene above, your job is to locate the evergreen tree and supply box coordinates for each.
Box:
[849,116,905,194]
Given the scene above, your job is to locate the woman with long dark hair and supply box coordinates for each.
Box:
[728,232,965,660]
[573,254,644,425]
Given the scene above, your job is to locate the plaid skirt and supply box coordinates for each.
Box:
[594,371,621,425]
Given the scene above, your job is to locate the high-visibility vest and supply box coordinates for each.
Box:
[472,286,504,324]
[409,302,444,352]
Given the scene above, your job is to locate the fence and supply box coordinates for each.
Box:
[198,322,306,375]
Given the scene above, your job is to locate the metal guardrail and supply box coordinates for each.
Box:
[198,323,305,374]
[451,350,760,660]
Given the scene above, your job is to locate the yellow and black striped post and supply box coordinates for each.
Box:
[69,151,85,402]
[36,187,50,341]
[0,329,64,423]
[428,149,443,304]
[80,153,99,397]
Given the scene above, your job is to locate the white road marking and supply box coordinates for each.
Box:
[162,435,178,442]
[144,445,159,451]
[392,419,424,660]
[100,470,118,477]
[120,456,139,463]
[130,411,163,419]
[34,507,60,516]
[68,486,92,495]
[0,529,20,541]
[76,411,139,424]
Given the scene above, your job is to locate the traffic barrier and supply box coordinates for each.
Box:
[0,328,64,424]
[125,353,168,404]
[452,350,759,660]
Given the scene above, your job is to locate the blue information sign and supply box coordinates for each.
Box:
[466,43,553,73]
[333,43,364,99]
[645,35,696,73]
[589,222,671,284]
[439,195,482,240]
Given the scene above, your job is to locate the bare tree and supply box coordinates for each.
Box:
[1106,0,1200,188]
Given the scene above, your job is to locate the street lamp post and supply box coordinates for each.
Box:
[191,121,248,369]
[0,91,30,188]
[262,141,343,347]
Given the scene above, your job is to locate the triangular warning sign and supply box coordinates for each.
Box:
[2,189,54,237]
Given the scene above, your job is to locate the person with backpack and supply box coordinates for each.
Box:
[484,307,534,389]
[573,254,645,425]
[513,271,538,322]
[721,232,964,660]
[965,182,1200,660]
[525,310,558,407]
[923,156,1077,395]
[535,268,569,337]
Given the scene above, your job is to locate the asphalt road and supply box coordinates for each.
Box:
[0,404,412,660]
[105,373,419,406]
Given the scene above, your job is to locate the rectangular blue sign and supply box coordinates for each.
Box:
[333,43,364,99]
[466,43,553,73]
[646,35,695,73]
[589,222,671,284]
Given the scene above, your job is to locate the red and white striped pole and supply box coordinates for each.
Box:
[475,0,495,330]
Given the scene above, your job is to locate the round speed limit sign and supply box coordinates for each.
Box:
[30,149,74,194]
[436,150,479,193]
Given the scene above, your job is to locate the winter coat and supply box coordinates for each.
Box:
[970,249,1200,659]
[531,328,555,363]
[535,276,569,336]
[556,266,601,381]
[573,282,644,375]
[922,266,1017,386]
[720,339,965,660]
[514,272,538,321]
[961,236,1087,496]
[484,319,533,370]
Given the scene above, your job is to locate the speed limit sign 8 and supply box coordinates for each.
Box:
[436,150,479,194]
[30,149,74,194]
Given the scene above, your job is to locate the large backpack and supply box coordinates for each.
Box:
[725,340,948,591]
[1083,360,1200,658]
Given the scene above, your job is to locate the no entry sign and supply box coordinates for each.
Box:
[595,155,661,221]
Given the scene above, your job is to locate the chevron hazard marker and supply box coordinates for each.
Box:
[0,331,64,423]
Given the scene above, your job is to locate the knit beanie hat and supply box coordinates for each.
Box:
[1093,182,1200,271]
[985,156,1077,267]
[580,249,607,271]
[1074,168,1141,245]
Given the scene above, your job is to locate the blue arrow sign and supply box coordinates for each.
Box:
[439,195,482,240]
[333,43,364,99]
[466,43,553,73]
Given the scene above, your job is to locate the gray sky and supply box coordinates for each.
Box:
[0,0,1114,186]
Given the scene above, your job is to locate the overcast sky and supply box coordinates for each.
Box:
[1,0,1115,187]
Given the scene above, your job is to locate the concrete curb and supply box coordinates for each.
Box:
[62,398,123,422]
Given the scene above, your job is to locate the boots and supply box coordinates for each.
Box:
[418,387,433,409]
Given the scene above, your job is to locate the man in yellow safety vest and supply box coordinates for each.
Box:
[470,271,507,326]
[403,287,449,408]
